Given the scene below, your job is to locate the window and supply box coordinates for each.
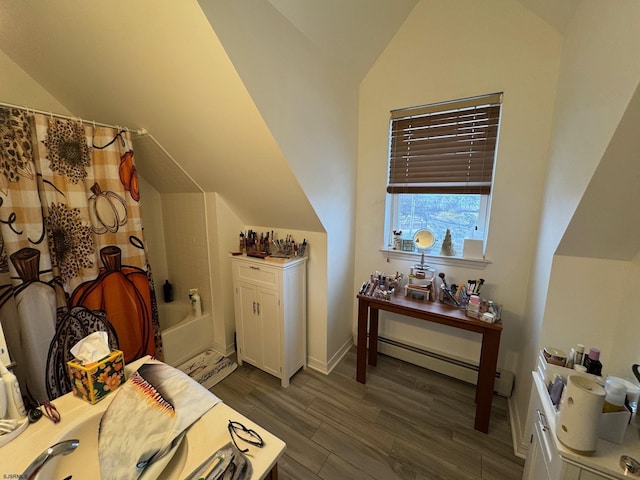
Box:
[386,93,502,256]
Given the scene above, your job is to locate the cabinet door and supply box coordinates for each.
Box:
[237,283,261,367]
[257,287,280,378]
[523,417,552,480]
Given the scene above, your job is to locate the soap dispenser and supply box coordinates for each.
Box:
[0,360,26,420]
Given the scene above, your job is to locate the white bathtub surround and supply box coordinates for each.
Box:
[158,301,213,367]
[176,349,237,390]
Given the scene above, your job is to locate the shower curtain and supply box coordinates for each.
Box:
[0,107,162,401]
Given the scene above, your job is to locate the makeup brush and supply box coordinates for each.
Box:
[438,272,448,288]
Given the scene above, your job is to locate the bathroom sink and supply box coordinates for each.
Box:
[35,409,188,479]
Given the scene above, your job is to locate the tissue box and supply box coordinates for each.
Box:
[67,350,125,404]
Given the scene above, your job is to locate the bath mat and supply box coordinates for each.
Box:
[176,349,237,390]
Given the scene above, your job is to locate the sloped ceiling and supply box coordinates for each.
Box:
[0,1,322,230]
[557,80,640,260]
[0,0,421,233]
[514,0,582,33]
[0,0,580,232]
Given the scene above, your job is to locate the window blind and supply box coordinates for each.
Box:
[387,93,502,195]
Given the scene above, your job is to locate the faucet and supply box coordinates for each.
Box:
[22,439,79,479]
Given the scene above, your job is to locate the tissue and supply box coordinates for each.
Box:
[67,332,124,404]
[70,331,111,365]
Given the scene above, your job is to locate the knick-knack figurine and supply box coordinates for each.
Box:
[440,229,456,256]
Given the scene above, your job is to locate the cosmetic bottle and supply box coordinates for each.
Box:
[584,348,603,376]
[574,344,585,367]
[0,360,26,420]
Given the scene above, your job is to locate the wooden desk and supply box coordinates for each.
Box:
[356,293,503,434]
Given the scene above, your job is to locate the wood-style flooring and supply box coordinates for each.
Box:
[210,348,524,480]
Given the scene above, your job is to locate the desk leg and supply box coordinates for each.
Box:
[356,299,368,384]
[475,329,501,433]
[368,308,379,367]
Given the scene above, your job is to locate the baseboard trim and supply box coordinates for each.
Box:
[509,395,528,459]
[306,338,353,375]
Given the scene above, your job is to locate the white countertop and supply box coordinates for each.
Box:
[533,370,640,479]
[0,357,285,479]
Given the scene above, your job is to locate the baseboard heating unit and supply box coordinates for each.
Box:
[377,336,514,397]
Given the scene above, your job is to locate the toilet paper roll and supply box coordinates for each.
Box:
[556,375,606,453]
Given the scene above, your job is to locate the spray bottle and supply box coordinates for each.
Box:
[0,360,26,420]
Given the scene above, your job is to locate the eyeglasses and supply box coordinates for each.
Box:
[40,400,60,424]
[227,420,264,453]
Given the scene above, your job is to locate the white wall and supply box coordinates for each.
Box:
[206,192,243,354]
[611,251,640,376]
[518,0,640,451]
[0,49,70,114]
[137,176,168,289]
[198,0,358,369]
[161,193,212,317]
[356,0,561,392]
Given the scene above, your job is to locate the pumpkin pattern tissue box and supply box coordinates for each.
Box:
[68,350,125,404]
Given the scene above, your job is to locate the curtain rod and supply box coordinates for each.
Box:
[0,100,148,136]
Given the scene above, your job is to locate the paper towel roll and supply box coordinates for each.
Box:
[556,375,605,453]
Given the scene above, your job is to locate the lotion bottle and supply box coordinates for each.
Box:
[0,359,26,420]
[189,288,202,317]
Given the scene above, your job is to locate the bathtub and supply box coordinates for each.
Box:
[158,301,213,367]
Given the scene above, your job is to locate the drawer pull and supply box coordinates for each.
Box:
[536,409,548,432]
[253,302,256,314]
[256,303,260,315]
[249,266,260,271]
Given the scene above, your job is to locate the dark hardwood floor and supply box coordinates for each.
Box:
[210,348,524,480]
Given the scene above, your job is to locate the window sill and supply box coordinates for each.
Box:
[379,248,491,270]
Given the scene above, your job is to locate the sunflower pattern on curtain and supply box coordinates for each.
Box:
[0,107,162,401]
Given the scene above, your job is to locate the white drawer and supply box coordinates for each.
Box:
[234,262,278,289]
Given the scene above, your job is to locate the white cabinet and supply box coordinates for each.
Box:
[524,370,630,480]
[523,383,581,480]
[231,255,306,387]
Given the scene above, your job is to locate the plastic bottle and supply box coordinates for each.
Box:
[584,347,603,376]
[163,280,174,303]
[574,344,585,366]
[0,359,26,420]
[603,379,627,413]
[189,288,202,317]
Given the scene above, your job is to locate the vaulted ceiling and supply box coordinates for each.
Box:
[0,0,580,231]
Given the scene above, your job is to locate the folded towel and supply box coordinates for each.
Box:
[98,360,221,480]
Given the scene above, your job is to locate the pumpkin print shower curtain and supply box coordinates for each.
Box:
[0,107,162,401]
